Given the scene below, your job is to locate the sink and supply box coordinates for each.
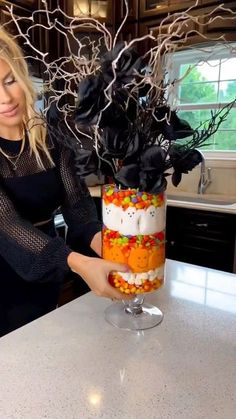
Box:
[167,194,236,206]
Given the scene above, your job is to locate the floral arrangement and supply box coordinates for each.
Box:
[74,39,234,193]
[5,0,235,194]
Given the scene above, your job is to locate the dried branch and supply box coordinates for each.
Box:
[2,0,235,191]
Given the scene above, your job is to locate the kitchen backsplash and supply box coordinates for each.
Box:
[166,158,236,197]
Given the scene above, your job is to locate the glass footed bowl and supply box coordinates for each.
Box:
[102,184,166,331]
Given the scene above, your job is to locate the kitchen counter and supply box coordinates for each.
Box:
[167,193,236,214]
[0,260,236,419]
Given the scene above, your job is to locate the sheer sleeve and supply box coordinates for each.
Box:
[0,184,71,283]
[58,144,102,252]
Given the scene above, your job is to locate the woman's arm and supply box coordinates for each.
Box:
[58,145,132,300]
[58,144,102,254]
[0,183,71,282]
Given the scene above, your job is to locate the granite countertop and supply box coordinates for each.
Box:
[0,260,236,418]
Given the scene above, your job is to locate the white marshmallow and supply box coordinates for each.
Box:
[118,272,130,282]
[119,207,145,236]
[149,271,157,281]
[134,275,143,286]
[127,275,135,285]
[139,204,165,235]
[102,203,122,231]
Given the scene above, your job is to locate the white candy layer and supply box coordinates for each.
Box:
[103,202,165,235]
[116,265,164,286]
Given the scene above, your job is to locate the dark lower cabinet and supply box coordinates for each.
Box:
[166,206,236,273]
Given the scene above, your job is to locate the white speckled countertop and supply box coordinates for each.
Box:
[0,260,236,419]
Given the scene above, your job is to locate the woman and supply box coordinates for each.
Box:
[0,27,130,336]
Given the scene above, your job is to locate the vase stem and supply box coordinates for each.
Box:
[123,295,144,316]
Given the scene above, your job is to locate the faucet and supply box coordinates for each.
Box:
[197,150,212,194]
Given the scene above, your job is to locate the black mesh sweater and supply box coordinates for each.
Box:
[0,135,101,284]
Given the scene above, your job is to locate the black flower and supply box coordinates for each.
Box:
[101,41,143,86]
[152,106,194,141]
[139,146,167,193]
[99,102,129,129]
[73,40,234,193]
[75,74,105,125]
[115,164,140,189]
[114,145,167,193]
[74,149,100,177]
[169,145,203,186]
[74,148,114,178]
[102,127,130,158]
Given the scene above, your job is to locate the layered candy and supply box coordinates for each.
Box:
[102,185,166,295]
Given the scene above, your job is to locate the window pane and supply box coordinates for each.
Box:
[179,82,218,104]
[214,131,236,151]
[178,110,212,129]
[172,46,236,152]
[219,108,236,129]
[177,110,236,151]
[178,107,236,131]
[197,60,220,82]
[220,58,236,80]
[179,63,191,78]
[180,60,220,82]
[200,142,215,151]
[219,81,236,102]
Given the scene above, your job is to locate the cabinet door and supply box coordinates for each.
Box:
[115,22,138,42]
[116,0,138,22]
[200,1,236,43]
[200,0,232,5]
[66,0,113,25]
[139,0,200,18]
[166,207,236,273]
[139,17,201,49]
[11,0,38,9]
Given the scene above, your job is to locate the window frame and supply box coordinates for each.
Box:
[168,43,236,159]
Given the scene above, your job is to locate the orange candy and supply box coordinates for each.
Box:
[148,245,165,270]
[108,272,164,294]
[128,247,149,273]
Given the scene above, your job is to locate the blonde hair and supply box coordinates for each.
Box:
[0,27,53,168]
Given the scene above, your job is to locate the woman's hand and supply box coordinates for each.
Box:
[67,252,132,300]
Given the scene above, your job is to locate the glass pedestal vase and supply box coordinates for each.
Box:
[102,185,165,331]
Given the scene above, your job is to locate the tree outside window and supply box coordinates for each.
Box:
[170,47,236,152]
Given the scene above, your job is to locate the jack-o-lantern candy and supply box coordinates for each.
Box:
[128,247,149,273]
[102,185,166,295]
[148,245,165,270]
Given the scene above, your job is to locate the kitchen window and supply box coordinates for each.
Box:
[168,44,236,155]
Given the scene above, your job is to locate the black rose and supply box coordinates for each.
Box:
[101,42,143,87]
[75,74,105,125]
[169,145,203,186]
[152,106,193,140]
[139,146,167,193]
[74,149,100,177]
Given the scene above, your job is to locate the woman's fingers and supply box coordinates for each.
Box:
[103,261,132,299]
[67,252,133,300]
[105,260,130,274]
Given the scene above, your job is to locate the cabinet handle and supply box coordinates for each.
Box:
[170,240,175,246]
[195,223,208,228]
